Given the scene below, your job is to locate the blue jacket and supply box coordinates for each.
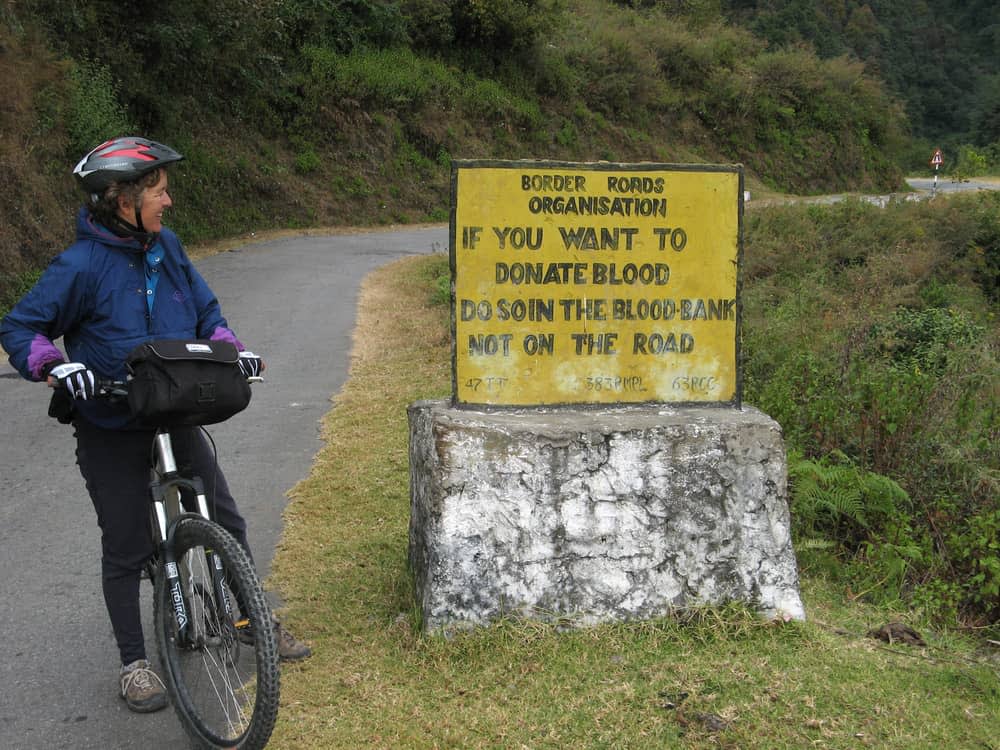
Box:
[1,207,244,429]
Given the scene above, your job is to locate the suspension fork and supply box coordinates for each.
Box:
[149,430,233,641]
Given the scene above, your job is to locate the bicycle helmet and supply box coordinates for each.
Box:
[73,137,184,194]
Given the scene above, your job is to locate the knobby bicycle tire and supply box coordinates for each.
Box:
[153,517,280,749]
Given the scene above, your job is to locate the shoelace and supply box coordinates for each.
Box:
[277,626,296,647]
[121,663,166,695]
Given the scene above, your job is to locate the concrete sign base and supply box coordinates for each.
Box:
[408,400,805,634]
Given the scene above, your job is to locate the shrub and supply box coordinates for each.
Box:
[789,449,911,547]
[950,509,1000,623]
[788,449,924,604]
[294,148,321,175]
[951,145,988,181]
[66,58,134,157]
[400,0,455,49]
[744,197,999,624]
[968,191,1000,303]
[450,0,560,63]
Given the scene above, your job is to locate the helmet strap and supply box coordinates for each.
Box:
[107,213,158,250]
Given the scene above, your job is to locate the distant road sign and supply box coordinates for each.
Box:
[931,149,943,166]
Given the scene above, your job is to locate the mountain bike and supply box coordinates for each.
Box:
[98,378,281,750]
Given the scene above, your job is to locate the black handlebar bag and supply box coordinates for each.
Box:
[125,339,252,427]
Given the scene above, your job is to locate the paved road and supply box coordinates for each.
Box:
[906,176,1000,194]
[747,176,999,209]
[0,225,446,749]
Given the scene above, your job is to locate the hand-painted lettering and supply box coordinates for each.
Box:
[606,176,665,194]
[680,298,735,320]
[585,375,646,392]
[497,298,555,322]
[522,334,555,355]
[461,298,557,322]
[672,375,717,392]
[493,226,543,250]
[592,263,670,285]
[653,227,688,251]
[520,174,587,191]
[462,226,483,249]
[632,332,695,354]
[468,334,513,356]
[558,298,608,320]
[571,332,618,355]
[611,298,676,320]
[528,195,667,217]
[465,376,509,391]
[460,299,494,321]
[559,226,638,251]
[454,163,741,405]
[496,262,588,284]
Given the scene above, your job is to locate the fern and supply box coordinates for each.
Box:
[788,450,909,544]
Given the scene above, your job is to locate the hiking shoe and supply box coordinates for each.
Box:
[275,622,312,662]
[235,618,312,662]
[119,659,168,713]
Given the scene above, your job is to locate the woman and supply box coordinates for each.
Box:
[0,137,310,714]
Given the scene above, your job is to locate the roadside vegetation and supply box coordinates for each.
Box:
[268,195,999,745]
[742,193,999,632]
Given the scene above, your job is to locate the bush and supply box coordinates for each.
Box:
[951,145,988,181]
[788,450,924,604]
[744,196,999,624]
[789,450,911,547]
[294,148,321,175]
[66,58,134,157]
[968,190,1000,303]
[400,0,455,49]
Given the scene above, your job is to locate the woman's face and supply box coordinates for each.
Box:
[119,170,172,232]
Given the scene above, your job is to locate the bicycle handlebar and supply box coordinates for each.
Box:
[52,376,263,399]
[96,379,129,399]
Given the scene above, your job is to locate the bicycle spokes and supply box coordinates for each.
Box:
[156,520,278,748]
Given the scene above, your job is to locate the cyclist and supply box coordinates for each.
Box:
[0,137,311,714]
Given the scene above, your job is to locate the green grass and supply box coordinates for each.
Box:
[267,253,1000,749]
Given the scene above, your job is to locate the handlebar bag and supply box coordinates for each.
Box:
[125,339,252,427]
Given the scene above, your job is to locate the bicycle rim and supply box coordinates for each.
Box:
[154,517,280,749]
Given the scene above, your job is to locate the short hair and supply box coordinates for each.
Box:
[88,168,164,228]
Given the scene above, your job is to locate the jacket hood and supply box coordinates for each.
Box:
[75,206,158,253]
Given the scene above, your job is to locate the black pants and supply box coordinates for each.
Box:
[74,419,252,666]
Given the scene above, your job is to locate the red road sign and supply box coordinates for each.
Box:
[930,149,943,166]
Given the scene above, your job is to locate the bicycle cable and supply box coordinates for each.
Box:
[197,425,220,522]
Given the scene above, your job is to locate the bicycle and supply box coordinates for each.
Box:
[95,377,281,750]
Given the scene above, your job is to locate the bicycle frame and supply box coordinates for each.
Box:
[148,429,235,646]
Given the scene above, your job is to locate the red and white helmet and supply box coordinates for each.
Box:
[73,137,184,194]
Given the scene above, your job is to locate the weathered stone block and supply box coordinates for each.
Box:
[408,399,805,633]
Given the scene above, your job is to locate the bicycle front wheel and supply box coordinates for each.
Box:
[153,517,280,750]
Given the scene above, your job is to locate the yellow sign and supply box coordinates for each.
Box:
[451,160,742,407]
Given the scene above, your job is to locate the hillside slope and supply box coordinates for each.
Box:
[1,0,909,307]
